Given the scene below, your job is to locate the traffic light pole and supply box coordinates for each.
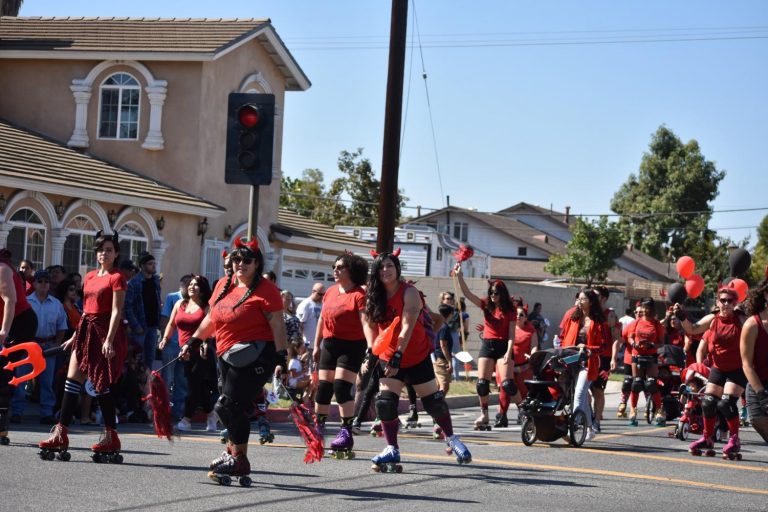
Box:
[247,185,259,241]
[377,0,408,254]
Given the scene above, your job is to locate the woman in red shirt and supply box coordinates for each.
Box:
[311,253,369,455]
[455,266,519,430]
[366,251,471,470]
[512,305,538,422]
[675,286,747,458]
[0,249,38,445]
[626,297,666,427]
[181,237,286,481]
[560,288,607,442]
[612,303,643,419]
[38,232,126,461]
[741,279,768,444]
[160,275,214,432]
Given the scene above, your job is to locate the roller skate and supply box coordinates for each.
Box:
[689,435,715,457]
[350,419,362,436]
[473,409,492,431]
[209,445,233,469]
[38,423,71,461]
[432,424,445,440]
[256,416,274,444]
[329,426,355,459]
[208,453,252,487]
[617,402,628,419]
[371,445,402,473]
[445,435,472,464]
[628,407,638,427]
[219,428,229,444]
[404,406,420,429]
[369,418,383,437]
[653,411,666,427]
[722,434,742,461]
[494,412,508,428]
[91,427,123,463]
[740,407,750,427]
[0,410,9,446]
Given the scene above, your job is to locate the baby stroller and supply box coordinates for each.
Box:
[671,363,728,442]
[519,348,590,448]
[646,344,686,424]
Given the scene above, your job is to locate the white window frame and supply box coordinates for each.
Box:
[63,215,98,275]
[7,208,46,270]
[453,222,469,242]
[97,72,141,141]
[118,222,148,264]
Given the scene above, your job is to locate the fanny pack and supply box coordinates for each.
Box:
[633,355,657,369]
[222,341,267,368]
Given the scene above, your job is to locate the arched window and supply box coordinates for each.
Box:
[63,216,97,274]
[6,208,46,269]
[98,72,140,140]
[118,223,148,264]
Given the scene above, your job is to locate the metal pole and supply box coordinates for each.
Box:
[377,0,408,254]
[247,185,259,240]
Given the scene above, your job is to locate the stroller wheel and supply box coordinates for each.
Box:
[677,421,689,441]
[521,416,537,447]
[568,410,588,447]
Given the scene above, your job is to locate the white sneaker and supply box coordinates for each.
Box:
[585,427,597,442]
[206,413,218,432]
[177,417,192,431]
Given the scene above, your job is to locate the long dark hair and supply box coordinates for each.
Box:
[570,288,606,323]
[485,279,514,315]
[213,246,264,310]
[55,279,76,303]
[187,274,212,309]
[746,279,768,316]
[93,231,119,269]
[365,252,400,323]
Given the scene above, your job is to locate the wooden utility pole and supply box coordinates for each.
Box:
[377,0,408,253]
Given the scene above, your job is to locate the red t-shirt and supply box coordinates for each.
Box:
[621,320,636,364]
[174,302,206,347]
[752,315,768,381]
[708,313,743,372]
[321,284,366,341]
[481,299,516,340]
[82,269,127,315]
[376,282,431,368]
[0,261,32,321]
[513,322,535,365]
[628,318,665,356]
[209,277,283,357]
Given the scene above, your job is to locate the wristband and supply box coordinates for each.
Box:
[387,350,403,370]
[188,337,203,349]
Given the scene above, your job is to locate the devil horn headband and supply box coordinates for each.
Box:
[370,248,401,259]
[234,236,259,252]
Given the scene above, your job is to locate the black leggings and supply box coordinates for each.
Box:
[355,358,383,422]
[218,345,276,445]
[183,349,217,418]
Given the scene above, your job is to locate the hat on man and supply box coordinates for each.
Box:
[34,269,50,281]
[138,252,155,266]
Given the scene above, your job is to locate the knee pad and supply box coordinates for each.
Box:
[644,378,658,395]
[622,377,633,394]
[476,379,491,397]
[631,377,644,394]
[315,380,334,406]
[421,390,449,418]
[375,391,400,421]
[333,379,355,405]
[214,394,243,427]
[701,394,719,418]
[717,394,739,420]
[501,379,518,397]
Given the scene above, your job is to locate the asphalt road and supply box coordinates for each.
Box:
[2,399,768,512]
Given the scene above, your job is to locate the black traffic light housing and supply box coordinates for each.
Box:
[225,93,275,186]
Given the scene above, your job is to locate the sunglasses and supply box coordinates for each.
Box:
[332,265,347,271]
[231,256,254,265]
[718,297,735,305]
[489,291,500,296]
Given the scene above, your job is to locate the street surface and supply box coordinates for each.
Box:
[2,397,768,512]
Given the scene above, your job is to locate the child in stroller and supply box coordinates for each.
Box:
[647,344,686,425]
[519,347,590,447]
[671,362,728,442]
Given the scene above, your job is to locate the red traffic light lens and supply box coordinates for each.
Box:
[237,105,260,129]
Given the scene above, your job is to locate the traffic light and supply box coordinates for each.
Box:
[224,93,275,186]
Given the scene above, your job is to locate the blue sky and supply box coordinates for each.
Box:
[21,1,768,247]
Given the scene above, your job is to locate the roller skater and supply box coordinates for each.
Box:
[38,423,71,461]
[404,403,420,429]
[370,417,383,437]
[494,412,508,428]
[740,405,750,427]
[256,416,274,444]
[208,453,252,487]
[432,424,444,440]
[445,434,472,464]
[371,445,402,473]
[628,406,638,427]
[688,435,715,457]
[474,407,492,431]
[329,425,355,459]
[617,402,628,419]
[91,427,123,463]
[209,445,233,469]
[722,433,742,460]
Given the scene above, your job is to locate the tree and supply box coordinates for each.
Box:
[747,214,768,284]
[1,0,23,16]
[544,216,627,286]
[279,168,347,226]
[611,126,725,261]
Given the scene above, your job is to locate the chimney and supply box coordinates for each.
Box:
[564,206,571,224]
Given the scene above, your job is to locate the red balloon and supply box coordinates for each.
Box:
[676,256,696,279]
[728,278,749,303]
[685,274,705,299]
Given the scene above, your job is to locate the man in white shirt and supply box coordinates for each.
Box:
[296,283,324,350]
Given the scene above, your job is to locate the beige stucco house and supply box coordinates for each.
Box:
[0,16,334,290]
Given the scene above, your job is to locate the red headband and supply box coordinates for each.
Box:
[370,247,401,259]
[233,236,259,253]
[221,250,228,260]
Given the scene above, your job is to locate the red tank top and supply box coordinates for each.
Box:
[752,314,768,381]
[0,261,32,322]
[174,301,206,347]
[709,313,743,372]
[513,322,535,365]
[481,299,516,340]
[377,282,431,368]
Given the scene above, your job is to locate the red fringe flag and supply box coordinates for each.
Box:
[143,371,174,441]
[453,244,475,263]
[290,401,324,464]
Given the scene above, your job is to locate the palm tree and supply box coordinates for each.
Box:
[1,0,23,16]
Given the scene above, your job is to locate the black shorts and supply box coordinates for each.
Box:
[478,338,508,361]
[632,355,657,370]
[591,356,612,390]
[318,338,367,372]
[708,366,748,388]
[746,382,768,420]
[379,354,435,386]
